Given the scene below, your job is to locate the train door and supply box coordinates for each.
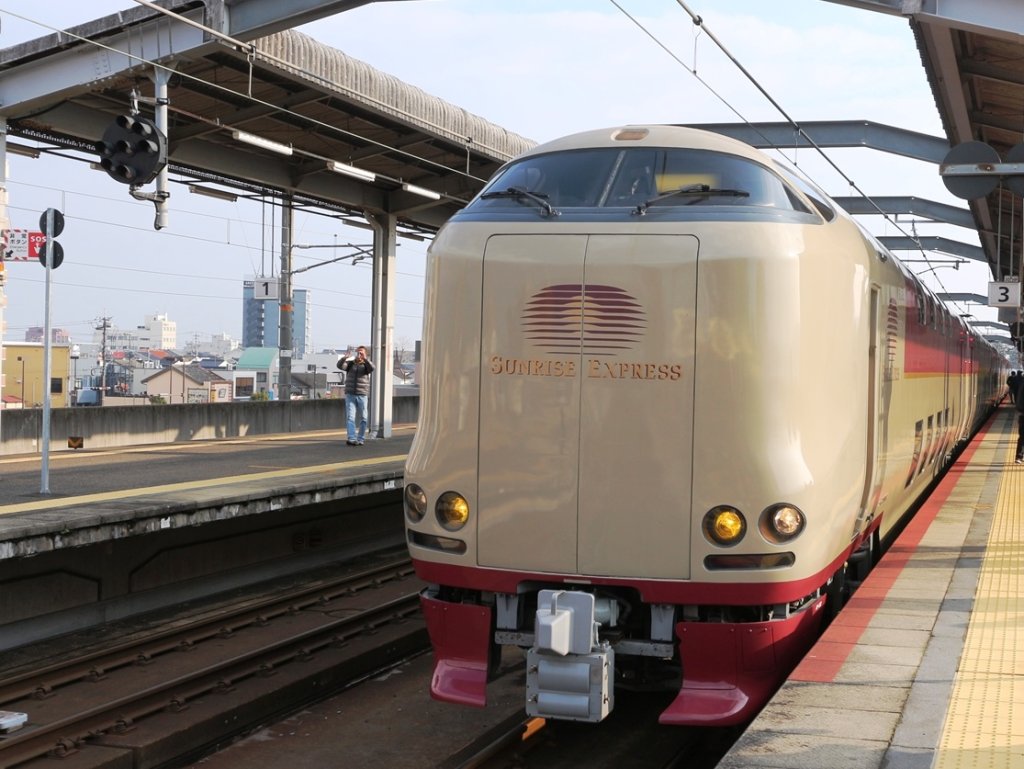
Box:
[957,328,970,440]
[475,233,698,578]
[575,235,697,579]
[856,287,886,535]
[476,234,586,573]
[940,313,954,459]
[961,335,974,436]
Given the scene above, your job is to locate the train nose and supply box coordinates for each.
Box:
[476,233,699,579]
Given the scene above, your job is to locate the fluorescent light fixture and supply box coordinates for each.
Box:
[5,141,41,158]
[231,129,293,156]
[402,182,441,201]
[337,218,375,231]
[328,160,376,182]
[189,184,238,202]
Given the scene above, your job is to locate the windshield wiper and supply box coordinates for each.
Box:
[480,186,560,217]
[634,184,749,215]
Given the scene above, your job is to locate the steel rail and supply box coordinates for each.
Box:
[0,555,414,705]
[0,561,421,767]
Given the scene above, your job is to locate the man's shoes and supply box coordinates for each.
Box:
[1015,457,1023,464]
[346,440,357,446]
[357,440,365,445]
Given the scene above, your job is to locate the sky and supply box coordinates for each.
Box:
[0,0,1002,356]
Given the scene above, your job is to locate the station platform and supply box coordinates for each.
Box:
[720,404,1022,769]
[0,429,412,556]
[0,430,412,653]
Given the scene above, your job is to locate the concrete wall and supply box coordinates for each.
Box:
[0,395,419,455]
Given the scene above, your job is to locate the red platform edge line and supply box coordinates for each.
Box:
[790,408,999,682]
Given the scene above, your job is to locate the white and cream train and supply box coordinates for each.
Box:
[402,125,1006,726]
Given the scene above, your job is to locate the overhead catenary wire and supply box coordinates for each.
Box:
[610,0,971,315]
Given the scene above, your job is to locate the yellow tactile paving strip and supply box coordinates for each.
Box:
[0,454,407,516]
[934,432,1024,769]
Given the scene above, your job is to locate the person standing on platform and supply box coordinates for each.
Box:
[1015,374,1024,464]
[339,345,375,446]
[1008,370,1020,404]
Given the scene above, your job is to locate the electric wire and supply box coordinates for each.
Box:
[610,0,977,318]
[0,5,492,193]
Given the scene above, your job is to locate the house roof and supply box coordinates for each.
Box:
[141,364,227,385]
[236,347,280,370]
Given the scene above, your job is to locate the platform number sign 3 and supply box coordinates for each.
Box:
[988,282,1021,308]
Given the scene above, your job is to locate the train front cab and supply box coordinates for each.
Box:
[413,228,840,725]
[407,125,1009,728]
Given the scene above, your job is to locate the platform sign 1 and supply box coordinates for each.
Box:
[988,281,1021,308]
[253,278,279,300]
[1,229,45,260]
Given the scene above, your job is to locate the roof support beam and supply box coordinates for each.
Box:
[693,120,949,163]
[938,293,988,304]
[0,7,208,115]
[823,0,1024,39]
[880,236,986,261]
[833,196,974,229]
[223,1,410,40]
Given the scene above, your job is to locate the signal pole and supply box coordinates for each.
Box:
[96,316,111,401]
[0,119,10,446]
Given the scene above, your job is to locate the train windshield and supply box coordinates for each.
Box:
[470,147,812,214]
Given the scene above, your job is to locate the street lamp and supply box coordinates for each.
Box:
[16,356,24,405]
[70,344,80,400]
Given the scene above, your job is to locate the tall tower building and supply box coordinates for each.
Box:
[242,279,309,357]
[242,279,272,348]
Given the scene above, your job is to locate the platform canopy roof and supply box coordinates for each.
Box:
[0,0,535,234]
[1,0,1022,279]
[827,0,1024,284]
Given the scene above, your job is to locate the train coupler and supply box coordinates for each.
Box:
[525,589,615,723]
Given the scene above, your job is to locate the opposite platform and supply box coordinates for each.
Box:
[719,404,1022,769]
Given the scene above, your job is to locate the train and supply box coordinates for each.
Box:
[402,124,1007,726]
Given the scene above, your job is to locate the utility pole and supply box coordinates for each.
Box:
[96,316,111,401]
[278,197,293,400]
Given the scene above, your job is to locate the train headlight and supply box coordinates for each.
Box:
[703,506,746,546]
[436,491,470,531]
[404,483,428,523]
[760,503,806,543]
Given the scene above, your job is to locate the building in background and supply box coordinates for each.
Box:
[203,332,240,359]
[140,313,177,350]
[24,326,72,344]
[93,312,177,354]
[241,279,309,360]
[141,363,231,404]
[0,341,71,408]
[235,347,280,399]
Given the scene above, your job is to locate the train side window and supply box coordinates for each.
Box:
[922,414,935,470]
[905,419,924,487]
[776,166,835,221]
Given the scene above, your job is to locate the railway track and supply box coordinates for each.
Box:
[437,693,742,769]
[0,552,426,769]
